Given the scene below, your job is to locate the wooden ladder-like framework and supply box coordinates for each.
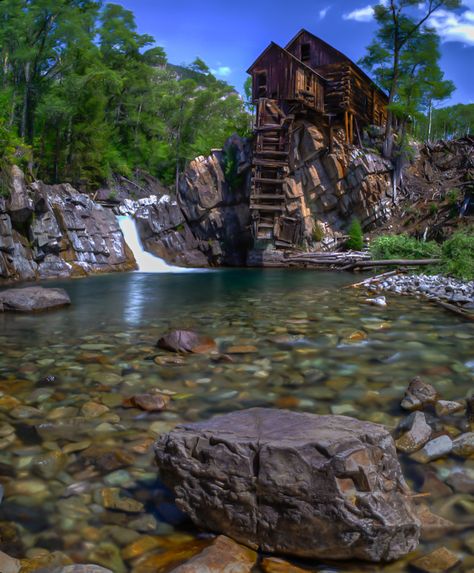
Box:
[250,99,293,243]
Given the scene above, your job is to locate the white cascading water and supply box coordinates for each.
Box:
[118,215,188,273]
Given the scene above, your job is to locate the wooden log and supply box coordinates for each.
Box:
[343,258,441,271]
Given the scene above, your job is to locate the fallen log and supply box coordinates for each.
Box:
[348,270,401,288]
[342,258,441,272]
[430,299,474,321]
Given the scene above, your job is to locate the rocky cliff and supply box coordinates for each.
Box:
[0,166,136,284]
[130,125,394,268]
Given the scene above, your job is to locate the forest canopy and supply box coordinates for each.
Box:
[0,0,251,189]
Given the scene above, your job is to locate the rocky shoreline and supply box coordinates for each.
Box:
[362,272,474,313]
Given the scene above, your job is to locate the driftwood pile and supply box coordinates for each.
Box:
[282,251,441,272]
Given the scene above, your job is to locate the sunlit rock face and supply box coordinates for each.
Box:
[0,168,136,284]
[286,121,394,250]
[156,408,421,562]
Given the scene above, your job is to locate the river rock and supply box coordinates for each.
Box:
[0,287,71,312]
[157,330,217,354]
[452,432,474,458]
[401,377,438,411]
[155,408,420,562]
[435,400,464,417]
[411,435,453,463]
[411,547,461,573]
[0,550,20,573]
[59,567,113,573]
[395,412,432,454]
[168,535,257,572]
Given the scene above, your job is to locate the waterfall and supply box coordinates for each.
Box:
[117,215,189,273]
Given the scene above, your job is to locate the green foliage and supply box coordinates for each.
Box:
[359,0,459,151]
[413,103,474,142]
[0,1,251,189]
[347,219,364,250]
[222,144,244,191]
[429,202,439,215]
[440,229,474,280]
[447,188,460,206]
[370,234,441,259]
[312,223,325,243]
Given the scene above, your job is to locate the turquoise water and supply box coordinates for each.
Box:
[0,270,473,571]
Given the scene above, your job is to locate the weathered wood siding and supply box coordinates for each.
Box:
[318,63,388,127]
[250,45,325,112]
[286,31,347,70]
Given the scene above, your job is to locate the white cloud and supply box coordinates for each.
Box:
[319,5,331,19]
[211,66,232,77]
[430,8,474,45]
[343,4,374,21]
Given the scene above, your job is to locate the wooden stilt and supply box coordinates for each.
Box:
[344,111,349,144]
[350,113,354,144]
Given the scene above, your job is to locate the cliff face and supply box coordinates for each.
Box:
[133,134,253,267]
[286,122,394,249]
[0,166,136,284]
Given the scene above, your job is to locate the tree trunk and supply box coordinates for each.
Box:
[20,61,31,140]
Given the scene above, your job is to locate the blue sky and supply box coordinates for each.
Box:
[116,0,474,105]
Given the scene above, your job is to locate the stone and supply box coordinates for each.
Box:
[411,547,461,573]
[168,535,257,573]
[365,296,387,307]
[157,330,217,354]
[0,287,71,312]
[123,393,170,412]
[7,165,34,224]
[261,557,310,573]
[452,433,474,458]
[156,408,420,562]
[446,468,474,494]
[0,550,21,573]
[395,412,432,454]
[435,400,464,417]
[401,377,438,411]
[411,435,453,463]
[100,488,144,513]
[417,504,455,541]
[59,567,113,573]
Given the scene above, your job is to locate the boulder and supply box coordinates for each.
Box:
[7,165,34,224]
[157,330,217,354]
[0,287,71,312]
[155,408,420,562]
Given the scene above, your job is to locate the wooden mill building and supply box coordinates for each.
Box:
[246,29,388,245]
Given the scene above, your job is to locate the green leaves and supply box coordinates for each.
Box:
[0,0,250,188]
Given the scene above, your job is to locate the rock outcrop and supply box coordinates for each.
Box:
[286,123,394,249]
[0,167,136,284]
[155,408,420,562]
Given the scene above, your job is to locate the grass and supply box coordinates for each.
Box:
[370,230,474,281]
[347,219,364,250]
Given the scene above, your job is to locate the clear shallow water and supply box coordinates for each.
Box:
[0,270,473,572]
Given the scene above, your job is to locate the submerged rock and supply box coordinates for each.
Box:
[411,435,453,463]
[410,547,461,573]
[157,330,217,354]
[155,408,420,562]
[0,286,71,312]
[395,411,432,454]
[168,535,257,572]
[401,377,438,411]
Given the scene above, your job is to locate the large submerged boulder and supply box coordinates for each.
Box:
[155,408,420,562]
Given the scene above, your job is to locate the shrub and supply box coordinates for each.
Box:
[312,222,325,242]
[440,229,474,280]
[347,219,364,250]
[429,203,438,215]
[370,234,441,260]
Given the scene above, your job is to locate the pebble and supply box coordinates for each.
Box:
[435,400,465,417]
[365,296,387,307]
[99,488,144,513]
[401,377,438,411]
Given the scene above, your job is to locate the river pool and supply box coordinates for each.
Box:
[0,270,473,572]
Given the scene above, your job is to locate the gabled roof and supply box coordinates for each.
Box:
[246,41,327,83]
[285,28,388,100]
